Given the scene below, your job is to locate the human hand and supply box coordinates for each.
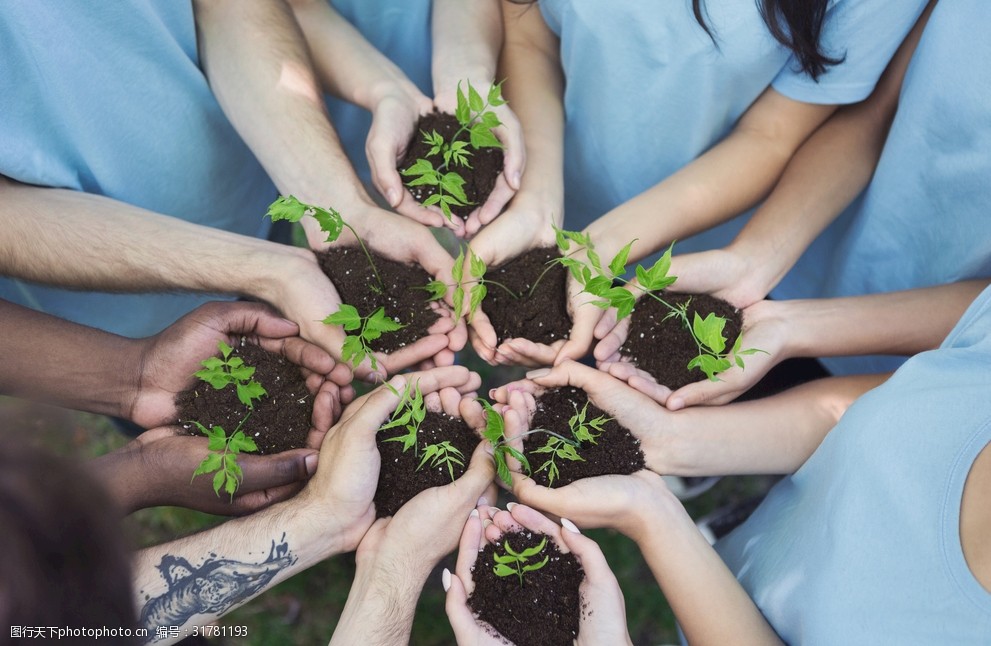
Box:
[299,366,483,553]
[365,86,466,233]
[489,361,670,472]
[127,300,352,429]
[446,502,632,646]
[596,300,783,410]
[465,193,559,365]
[91,424,325,516]
[666,247,769,310]
[434,82,526,238]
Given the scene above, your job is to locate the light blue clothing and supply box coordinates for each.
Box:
[325,0,433,186]
[0,1,276,337]
[716,285,991,644]
[539,0,928,236]
[775,0,991,375]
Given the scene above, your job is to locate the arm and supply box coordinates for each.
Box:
[132,366,481,643]
[668,0,936,306]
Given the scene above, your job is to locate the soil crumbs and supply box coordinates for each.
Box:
[484,247,571,346]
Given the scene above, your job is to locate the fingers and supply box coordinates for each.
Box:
[455,441,497,496]
[599,361,672,406]
[255,335,337,380]
[556,289,605,364]
[455,508,485,586]
[469,173,515,234]
[666,370,746,410]
[506,503,569,554]
[445,570,481,642]
[467,308,500,364]
[557,520,613,581]
[593,314,630,362]
[311,380,345,434]
[495,337,561,367]
[237,447,317,493]
[488,378,541,407]
[438,387,466,417]
[208,301,301,340]
[376,334,453,378]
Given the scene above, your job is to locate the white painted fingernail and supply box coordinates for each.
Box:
[387,188,399,206]
[442,568,451,591]
[561,518,581,534]
[477,496,488,507]
[526,368,550,379]
[506,501,518,511]
[470,508,480,518]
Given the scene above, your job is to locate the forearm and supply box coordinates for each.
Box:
[134,501,341,644]
[0,299,142,418]
[500,1,565,220]
[329,554,430,646]
[0,179,303,304]
[632,488,783,646]
[587,89,835,260]
[725,3,934,296]
[193,0,369,226]
[781,281,989,358]
[287,0,421,111]
[653,374,888,475]
[431,0,502,96]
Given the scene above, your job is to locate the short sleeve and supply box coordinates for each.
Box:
[772,0,928,104]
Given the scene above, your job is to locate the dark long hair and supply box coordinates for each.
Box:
[694,0,843,79]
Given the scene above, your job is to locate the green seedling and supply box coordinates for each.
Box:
[532,401,611,486]
[401,80,506,220]
[324,304,403,372]
[479,399,531,487]
[268,195,411,371]
[380,380,466,482]
[492,536,550,586]
[191,415,257,498]
[193,340,267,409]
[553,228,763,381]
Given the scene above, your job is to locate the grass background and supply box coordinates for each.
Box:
[0,348,774,645]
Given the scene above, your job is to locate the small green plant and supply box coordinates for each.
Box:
[492,536,549,586]
[553,228,763,381]
[323,304,404,372]
[379,381,466,482]
[401,80,506,220]
[532,401,611,486]
[267,195,408,371]
[191,415,257,498]
[420,247,532,324]
[194,340,267,409]
[479,399,531,487]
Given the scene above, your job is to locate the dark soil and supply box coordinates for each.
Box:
[620,292,742,391]
[483,247,571,346]
[524,386,645,488]
[174,341,312,455]
[468,530,583,646]
[374,411,479,518]
[400,111,504,220]
[318,247,441,354]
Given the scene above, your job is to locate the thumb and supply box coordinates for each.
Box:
[558,519,614,582]
[445,570,483,641]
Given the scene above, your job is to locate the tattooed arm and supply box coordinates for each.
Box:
[131,366,482,643]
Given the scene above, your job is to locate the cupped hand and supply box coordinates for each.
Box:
[465,194,559,365]
[128,300,352,429]
[667,247,768,310]
[94,425,321,516]
[434,83,525,237]
[301,366,482,552]
[446,503,631,646]
[365,87,464,233]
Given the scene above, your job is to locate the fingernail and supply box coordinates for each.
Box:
[482,519,493,528]
[304,453,318,476]
[526,368,550,379]
[561,518,581,534]
[441,568,451,592]
[512,171,521,190]
[386,188,399,206]
[506,501,518,511]
[470,508,480,518]
[668,397,684,411]
[477,496,488,507]
[489,388,497,398]
[484,443,495,456]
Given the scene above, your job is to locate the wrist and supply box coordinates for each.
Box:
[244,244,318,305]
[433,67,496,103]
[628,482,689,546]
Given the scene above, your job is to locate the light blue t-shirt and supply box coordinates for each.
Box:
[0,1,276,337]
[716,285,991,644]
[325,0,433,187]
[775,0,991,375]
[539,0,928,235]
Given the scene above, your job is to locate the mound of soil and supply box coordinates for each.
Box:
[374,411,479,518]
[468,530,584,646]
[524,386,645,488]
[400,111,503,220]
[620,292,742,391]
[482,247,571,346]
[318,247,441,354]
[175,341,312,454]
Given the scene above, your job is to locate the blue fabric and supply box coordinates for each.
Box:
[715,285,991,644]
[774,0,991,376]
[538,0,928,234]
[0,1,276,336]
[325,0,433,186]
